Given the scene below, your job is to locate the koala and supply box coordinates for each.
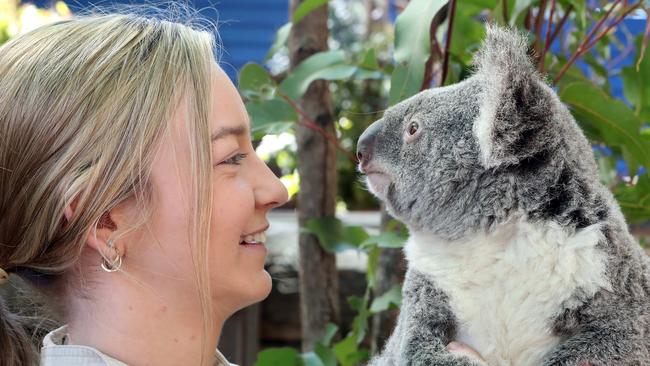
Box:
[356,25,650,366]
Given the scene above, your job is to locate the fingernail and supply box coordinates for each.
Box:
[447,341,463,351]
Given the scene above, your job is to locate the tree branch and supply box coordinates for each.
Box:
[422,5,446,89]
[548,4,573,47]
[279,92,358,163]
[584,2,642,49]
[440,0,457,87]
[539,0,557,72]
[552,0,623,84]
[533,0,548,58]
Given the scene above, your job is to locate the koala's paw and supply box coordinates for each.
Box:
[406,348,487,366]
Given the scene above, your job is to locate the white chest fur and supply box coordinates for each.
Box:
[404,217,611,366]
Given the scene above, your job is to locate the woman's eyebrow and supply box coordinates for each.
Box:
[211,125,247,142]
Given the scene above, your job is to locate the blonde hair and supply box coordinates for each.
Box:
[0,4,218,365]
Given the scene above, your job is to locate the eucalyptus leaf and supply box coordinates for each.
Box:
[389,0,447,105]
[322,323,339,347]
[293,0,328,24]
[245,98,297,139]
[621,35,650,119]
[370,284,403,313]
[300,352,325,366]
[333,335,359,366]
[266,22,292,60]
[509,0,533,26]
[314,343,337,366]
[366,244,380,289]
[359,48,380,70]
[615,174,650,223]
[301,216,370,253]
[560,82,650,175]
[254,347,299,366]
[280,50,357,100]
[239,63,277,100]
[361,231,407,249]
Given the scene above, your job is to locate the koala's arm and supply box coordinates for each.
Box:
[542,293,650,366]
[368,269,485,366]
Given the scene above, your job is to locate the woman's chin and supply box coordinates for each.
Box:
[223,269,272,310]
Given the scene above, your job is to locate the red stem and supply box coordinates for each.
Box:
[540,0,557,72]
[279,93,358,163]
[552,0,623,84]
[440,0,457,87]
[534,0,548,58]
[584,2,643,50]
[548,5,573,47]
[636,8,650,71]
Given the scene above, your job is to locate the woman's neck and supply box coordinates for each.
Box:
[64,272,228,366]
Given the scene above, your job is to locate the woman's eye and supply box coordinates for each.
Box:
[218,153,248,166]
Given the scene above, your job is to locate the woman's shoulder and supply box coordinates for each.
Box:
[41,324,238,366]
[41,325,128,366]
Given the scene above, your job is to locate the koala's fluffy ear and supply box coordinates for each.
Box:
[473,24,556,169]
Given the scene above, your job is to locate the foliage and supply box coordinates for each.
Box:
[243,0,650,364]
[0,0,71,46]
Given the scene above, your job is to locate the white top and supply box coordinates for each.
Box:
[40,325,236,366]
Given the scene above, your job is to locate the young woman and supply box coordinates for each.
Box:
[0,8,288,366]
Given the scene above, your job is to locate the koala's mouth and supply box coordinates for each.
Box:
[362,167,392,199]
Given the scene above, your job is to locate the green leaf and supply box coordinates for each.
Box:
[314,343,337,366]
[301,216,370,253]
[359,48,380,70]
[621,35,650,120]
[245,98,297,139]
[462,0,497,7]
[346,293,371,344]
[293,0,328,24]
[615,174,650,223]
[300,352,325,366]
[389,0,447,105]
[365,244,380,289]
[322,323,339,347]
[388,64,419,106]
[280,50,357,100]
[361,231,407,249]
[560,82,650,176]
[266,23,292,60]
[254,347,300,366]
[333,335,369,366]
[239,63,277,100]
[370,284,403,313]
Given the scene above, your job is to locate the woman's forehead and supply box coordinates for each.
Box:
[210,62,250,133]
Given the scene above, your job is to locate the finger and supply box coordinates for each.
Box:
[446,341,485,361]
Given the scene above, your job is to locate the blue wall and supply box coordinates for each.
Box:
[28,0,290,82]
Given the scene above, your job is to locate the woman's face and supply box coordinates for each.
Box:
[126,61,288,317]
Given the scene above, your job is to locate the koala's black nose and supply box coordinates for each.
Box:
[357,120,382,165]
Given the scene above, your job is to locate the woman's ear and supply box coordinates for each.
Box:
[63,194,125,263]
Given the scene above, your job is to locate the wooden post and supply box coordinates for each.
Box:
[288,0,341,352]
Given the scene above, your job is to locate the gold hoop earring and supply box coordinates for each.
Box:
[101,238,122,272]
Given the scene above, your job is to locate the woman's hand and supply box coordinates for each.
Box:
[446,341,487,364]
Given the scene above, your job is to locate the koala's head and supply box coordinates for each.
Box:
[357,25,602,240]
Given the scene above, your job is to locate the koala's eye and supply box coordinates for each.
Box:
[408,121,419,136]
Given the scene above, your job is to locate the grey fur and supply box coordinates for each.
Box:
[358,25,650,365]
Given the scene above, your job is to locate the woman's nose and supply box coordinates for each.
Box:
[255,158,289,210]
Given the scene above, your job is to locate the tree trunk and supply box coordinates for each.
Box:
[288,0,341,352]
[370,206,406,353]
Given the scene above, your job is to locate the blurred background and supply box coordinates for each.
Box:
[1,1,649,365]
